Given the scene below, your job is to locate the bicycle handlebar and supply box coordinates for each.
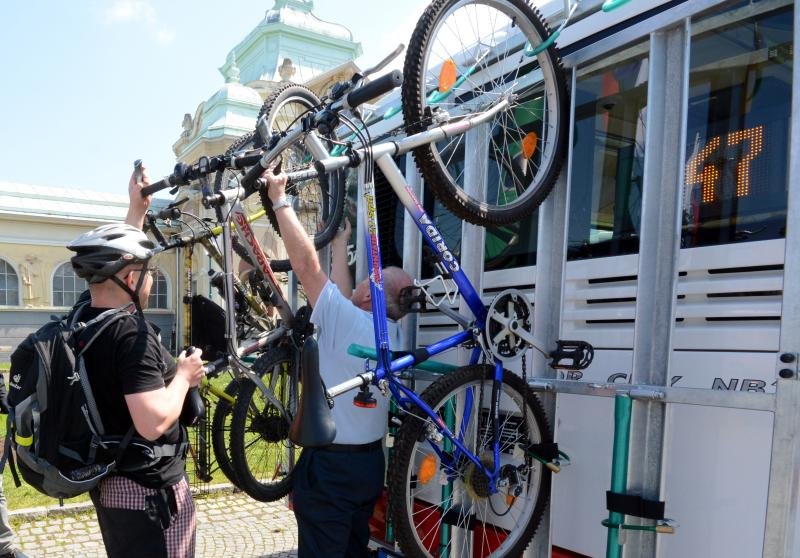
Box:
[140,152,264,198]
[345,70,403,110]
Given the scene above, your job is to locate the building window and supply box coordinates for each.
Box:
[53,263,87,307]
[148,268,169,309]
[0,259,19,306]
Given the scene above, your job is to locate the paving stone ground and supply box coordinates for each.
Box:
[9,486,298,557]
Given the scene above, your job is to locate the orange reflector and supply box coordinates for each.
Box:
[418,454,437,485]
[522,132,538,160]
[506,494,516,507]
[439,59,457,93]
[354,399,377,408]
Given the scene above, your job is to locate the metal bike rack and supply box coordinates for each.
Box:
[354,1,800,555]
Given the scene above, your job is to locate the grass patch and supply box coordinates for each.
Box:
[4,373,238,511]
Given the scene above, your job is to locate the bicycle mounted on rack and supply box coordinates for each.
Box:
[137,0,597,553]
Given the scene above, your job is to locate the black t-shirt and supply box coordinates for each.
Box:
[78,305,186,489]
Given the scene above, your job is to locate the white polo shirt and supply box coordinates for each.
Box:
[310,280,404,445]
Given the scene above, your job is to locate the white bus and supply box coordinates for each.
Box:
[350,0,798,556]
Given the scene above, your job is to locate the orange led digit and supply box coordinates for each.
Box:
[726,124,764,199]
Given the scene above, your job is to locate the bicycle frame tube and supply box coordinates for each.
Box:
[356,142,501,485]
[387,378,490,473]
[210,195,297,421]
[227,197,294,324]
[360,167,392,376]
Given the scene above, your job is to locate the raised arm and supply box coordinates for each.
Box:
[330,218,353,299]
[125,163,152,230]
[265,172,328,307]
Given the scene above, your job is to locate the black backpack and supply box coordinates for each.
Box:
[4,302,185,499]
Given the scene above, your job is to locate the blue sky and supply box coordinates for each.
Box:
[0,0,429,196]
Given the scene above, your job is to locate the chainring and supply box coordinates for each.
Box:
[484,288,534,361]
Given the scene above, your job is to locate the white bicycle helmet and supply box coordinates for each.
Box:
[68,223,155,284]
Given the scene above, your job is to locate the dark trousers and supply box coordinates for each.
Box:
[293,445,385,558]
[89,476,195,558]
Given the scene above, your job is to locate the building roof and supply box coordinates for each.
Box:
[265,0,354,43]
[0,181,168,223]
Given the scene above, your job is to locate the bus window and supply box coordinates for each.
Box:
[567,46,650,261]
[682,5,792,247]
[484,97,543,271]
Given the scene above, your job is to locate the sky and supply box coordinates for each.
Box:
[0,0,430,197]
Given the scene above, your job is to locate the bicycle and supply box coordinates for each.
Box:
[143,178,320,501]
[143,0,587,553]
[235,3,585,556]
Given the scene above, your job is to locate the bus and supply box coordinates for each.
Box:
[348,0,798,556]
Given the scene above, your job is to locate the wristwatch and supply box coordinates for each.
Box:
[272,197,292,211]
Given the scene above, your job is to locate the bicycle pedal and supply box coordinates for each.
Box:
[550,340,595,370]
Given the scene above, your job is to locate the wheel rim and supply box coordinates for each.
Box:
[239,360,297,490]
[418,0,564,213]
[266,94,332,238]
[401,378,545,557]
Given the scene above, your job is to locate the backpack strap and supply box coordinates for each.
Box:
[1,417,21,488]
[71,305,135,438]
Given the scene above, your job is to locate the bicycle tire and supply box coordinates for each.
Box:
[256,83,346,272]
[229,344,299,502]
[210,378,242,485]
[402,0,569,226]
[387,364,551,558]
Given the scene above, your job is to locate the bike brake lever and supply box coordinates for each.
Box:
[361,43,405,77]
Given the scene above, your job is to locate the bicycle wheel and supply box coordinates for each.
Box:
[255,83,345,271]
[210,378,242,485]
[403,0,569,226]
[229,345,299,501]
[387,364,551,558]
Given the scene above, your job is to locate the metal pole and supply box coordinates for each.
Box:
[524,64,576,558]
[762,3,800,555]
[458,123,488,363]
[402,158,423,351]
[624,20,688,557]
[607,394,633,558]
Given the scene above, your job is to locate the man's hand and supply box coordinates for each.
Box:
[126,163,152,229]
[176,347,205,387]
[264,169,289,205]
[333,217,351,246]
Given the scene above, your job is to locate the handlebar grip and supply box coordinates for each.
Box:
[240,162,266,197]
[141,178,171,197]
[346,70,403,109]
[234,153,264,169]
[180,346,206,427]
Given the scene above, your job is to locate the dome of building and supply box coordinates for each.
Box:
[208,81,262,107]
[208,52,263,107]
[265,0,353,43]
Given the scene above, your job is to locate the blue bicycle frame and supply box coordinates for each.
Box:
[359,151,507,492]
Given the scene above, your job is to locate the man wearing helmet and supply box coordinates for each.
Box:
[66,165,205,558]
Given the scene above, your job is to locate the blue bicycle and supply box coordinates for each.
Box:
[254,0,587,553]
[143,0,589,554]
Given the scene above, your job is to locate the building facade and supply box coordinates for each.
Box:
[0,183,176,362]
[0,1,362,362]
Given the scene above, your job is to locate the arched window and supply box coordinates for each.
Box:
[52,263,87,307]
[0,259,19,306]
[148,268,169,309]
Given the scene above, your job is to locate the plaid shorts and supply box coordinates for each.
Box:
[95,475,196,558]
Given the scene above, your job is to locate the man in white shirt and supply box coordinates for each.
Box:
[264,172,413,558]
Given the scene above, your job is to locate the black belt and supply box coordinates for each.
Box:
[323,439,382,453]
